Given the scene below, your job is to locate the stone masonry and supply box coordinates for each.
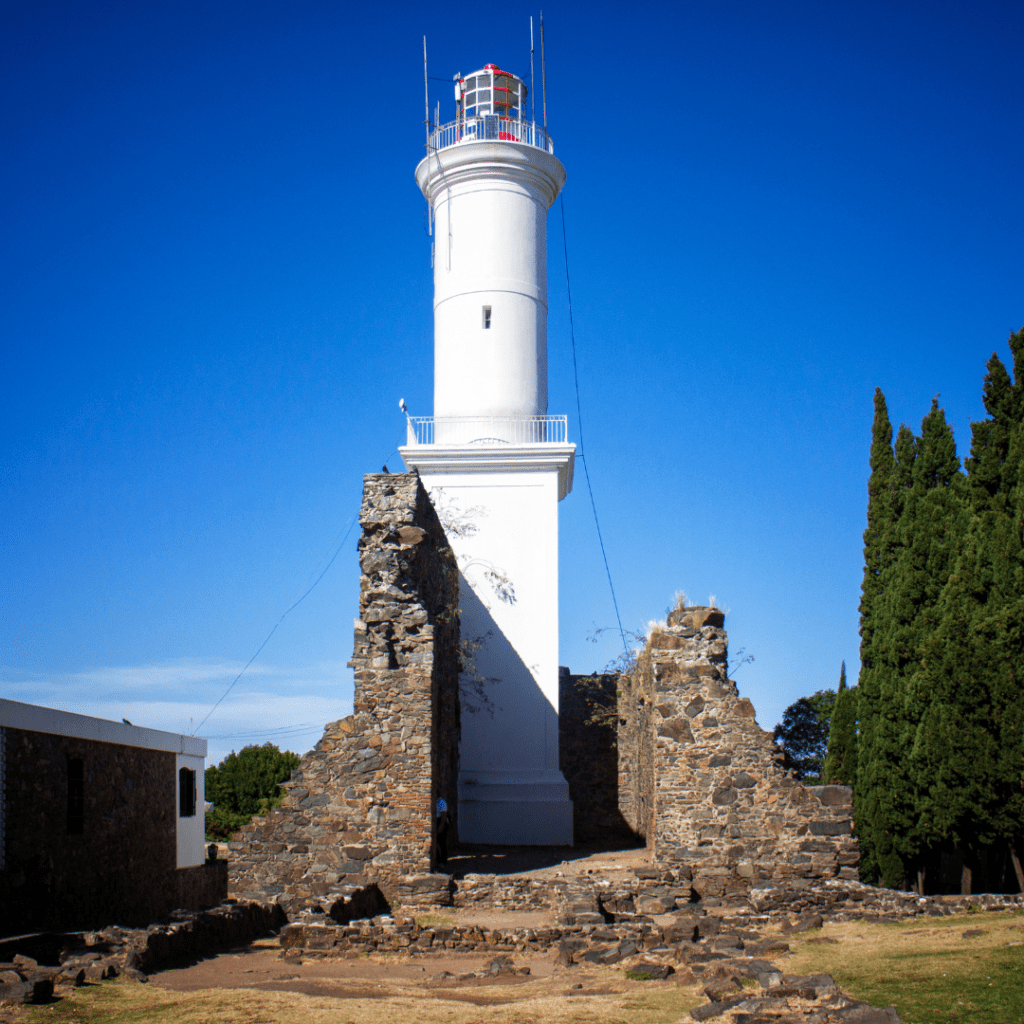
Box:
[0,727,225,936]
[558,671,638,845]
[621,605,858,896]
[228,473,460,912]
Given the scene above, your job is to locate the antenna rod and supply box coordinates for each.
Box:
[423,36,429,149]
[530,16,535,124]
[540,11,547,131]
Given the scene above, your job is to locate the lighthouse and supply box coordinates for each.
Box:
[399,64,575,845]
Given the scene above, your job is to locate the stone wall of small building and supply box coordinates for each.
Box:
[617,605,858,896]
[228,473,460,913]
[0,727,225,936]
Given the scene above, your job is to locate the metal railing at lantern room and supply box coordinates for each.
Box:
[428,117,554,156]
[406,415,568,446]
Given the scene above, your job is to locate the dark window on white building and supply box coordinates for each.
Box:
[483,306,492,329]
[179,767,196,818]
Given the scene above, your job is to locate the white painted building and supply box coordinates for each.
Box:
[400,64,575,845]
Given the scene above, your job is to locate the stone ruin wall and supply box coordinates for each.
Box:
[228,473,460,913]
[617,669,654,842]
[624,605,858,896]
[558,671,636,845]
[229,491,855,912]
[560,605,858,895]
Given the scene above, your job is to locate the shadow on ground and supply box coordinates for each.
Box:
[444,838,647,878]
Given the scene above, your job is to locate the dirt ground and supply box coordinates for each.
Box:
[148,940,635,1005]
[147,843,662,1004]
[144,843,678,1005]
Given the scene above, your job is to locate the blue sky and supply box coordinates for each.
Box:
[3,0,1021,767]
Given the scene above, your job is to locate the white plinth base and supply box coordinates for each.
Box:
[458,770,573,845]
[400,439,577,848]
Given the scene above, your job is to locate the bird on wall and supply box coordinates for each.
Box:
[122,718,132,725]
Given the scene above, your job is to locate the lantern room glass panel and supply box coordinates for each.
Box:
[457,65,528,131]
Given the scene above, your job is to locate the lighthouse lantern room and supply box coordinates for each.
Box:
[400,61,575,846]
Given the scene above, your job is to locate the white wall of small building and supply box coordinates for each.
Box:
[176,753,207,868]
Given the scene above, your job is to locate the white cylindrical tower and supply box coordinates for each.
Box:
[415,65,565,431]
[401,62,576,846]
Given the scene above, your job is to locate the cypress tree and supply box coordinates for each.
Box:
[854,392,895,881]
[910,328,1024,892]
[899,403,967,884]
[909,523,1007,891]
[965,353,1015,513]
[856,404,920,885]
[823,662,858,786]
[860,403,966,888]
[856,328,1024,892]
[858,390,895,683]
[999,357,1024,889]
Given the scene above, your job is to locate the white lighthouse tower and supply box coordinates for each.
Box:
[399,64,575,845]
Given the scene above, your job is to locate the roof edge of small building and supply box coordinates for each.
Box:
[0,698,207,757]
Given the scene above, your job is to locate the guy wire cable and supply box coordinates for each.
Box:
[559,194,629,659]
[192,437,402,736]
[191,508,359,736]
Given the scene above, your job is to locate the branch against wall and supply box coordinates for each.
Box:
[429,488,485,538]
[429,488,516,606]
[458,630,499,717]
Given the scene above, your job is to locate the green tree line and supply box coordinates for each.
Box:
[205,743,300,841]
[830,327,1024,893]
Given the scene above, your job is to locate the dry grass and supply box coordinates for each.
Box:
[9,957,704,1024]
[785,908,1024,1024]
[10,974,702,1024]
[12,908,1024,1024]
[414,911,461,927]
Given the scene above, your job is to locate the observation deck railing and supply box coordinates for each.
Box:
[406,415,568,446]
[428,118,554,156]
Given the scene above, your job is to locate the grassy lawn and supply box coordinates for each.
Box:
[785,908,1024,1024]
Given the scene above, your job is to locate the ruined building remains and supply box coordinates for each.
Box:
[564,606,856,898]
[230,474,459,913]
[230,476,855,911]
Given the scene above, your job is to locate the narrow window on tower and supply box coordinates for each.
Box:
[483,306,492,329]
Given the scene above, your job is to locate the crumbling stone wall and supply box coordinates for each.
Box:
[617,668,654,842]
[620,606,858,897]
[229,473,460,912]
[558,671,638,845]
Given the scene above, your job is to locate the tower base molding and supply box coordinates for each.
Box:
[457,769,573,845]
